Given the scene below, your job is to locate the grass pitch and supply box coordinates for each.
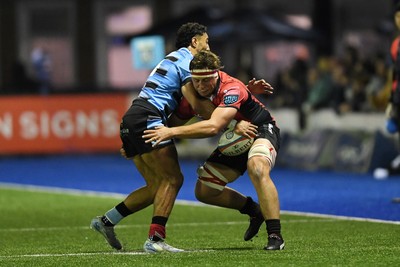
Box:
[0,187,399,267]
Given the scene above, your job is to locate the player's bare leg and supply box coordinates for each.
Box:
[138,145,184,253]
[247,139,284,250]
[194,162,264,241]
[91,145,184,252]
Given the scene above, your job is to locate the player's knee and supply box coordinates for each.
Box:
[247,143,275,178]
[163,172,184,189]
[144,172,183,195]
[247,156,270,181]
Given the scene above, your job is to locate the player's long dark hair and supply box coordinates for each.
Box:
[175,22,207,49]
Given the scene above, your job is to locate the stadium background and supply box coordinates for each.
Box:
[0,0,399,223]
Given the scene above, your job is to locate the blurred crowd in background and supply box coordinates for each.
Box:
[268,46,390,114]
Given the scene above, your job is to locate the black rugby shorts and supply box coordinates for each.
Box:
[120,98,173,158]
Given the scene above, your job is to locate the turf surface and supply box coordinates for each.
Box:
[1,187,399,267]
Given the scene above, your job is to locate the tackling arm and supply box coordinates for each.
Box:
[143,107,237,145]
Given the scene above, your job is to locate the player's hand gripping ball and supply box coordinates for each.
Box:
[218,128,254,156]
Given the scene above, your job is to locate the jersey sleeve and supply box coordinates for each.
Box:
[176,58,192,85]
[218,84,248,109]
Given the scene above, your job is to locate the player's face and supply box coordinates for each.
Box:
[194,33,210,52]
[192,76,217,97]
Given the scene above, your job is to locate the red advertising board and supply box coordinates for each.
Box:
[0,93,131,154]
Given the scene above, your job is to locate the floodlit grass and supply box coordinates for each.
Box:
[0,187,399,266]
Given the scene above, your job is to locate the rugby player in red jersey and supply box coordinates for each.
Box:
[144,50,285,250]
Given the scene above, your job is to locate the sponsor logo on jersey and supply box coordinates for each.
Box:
[223,95,239,105]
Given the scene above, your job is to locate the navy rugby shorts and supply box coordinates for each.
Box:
[120,98,173,158]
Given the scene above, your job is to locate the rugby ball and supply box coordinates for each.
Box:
[218,129,254,156]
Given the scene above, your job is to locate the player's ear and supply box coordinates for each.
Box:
[191,37,197,48]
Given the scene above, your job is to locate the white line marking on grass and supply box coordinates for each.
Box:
[0,252,147,258]
[0,182,127,199]
[0,249,214,259]
[281,211,400,225]
[1,182,399,225]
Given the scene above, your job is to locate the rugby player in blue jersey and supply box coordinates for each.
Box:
[90,22,213,253]
[90,22,269,253]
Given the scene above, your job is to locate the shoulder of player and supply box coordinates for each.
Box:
[219,81,247,94]
[164,48,192,64]
[219,71,247,91]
